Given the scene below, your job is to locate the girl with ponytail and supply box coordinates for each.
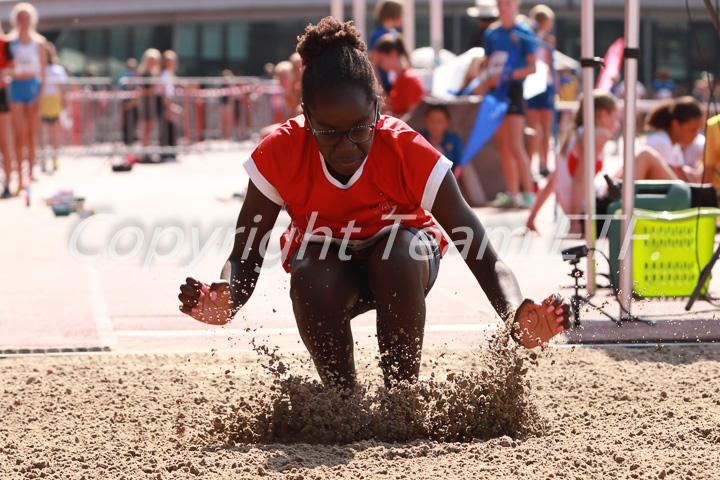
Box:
[178,17,570,391]
[527,90,676,234]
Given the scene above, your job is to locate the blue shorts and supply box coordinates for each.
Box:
[9,78,41,104]
[527,85,556,110]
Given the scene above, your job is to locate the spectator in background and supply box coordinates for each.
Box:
[556,66,579,135]
[220,69,240,139]
[375,33,425,118]
[117,57,138,146]
[526,4,556,178]
[419,104,464,170]
[652,67,677,100]
[262,62,275,80]
[692,71,716,103]
[644,96,704,182]
[557,67,578,101]
[458,56,487,95]
[682,132,706,180]
[7,1,46,194]
[527,90,677,234]
[39,41,65,173]
[474,0,537,209]
[274,60,301,120]
[289,52,303,88]
[0,23,14,199]
[138,48,161,159]
[702,114,720,202]
[466,0,499,49]
[369,0,404,93]
[158,49,179,162]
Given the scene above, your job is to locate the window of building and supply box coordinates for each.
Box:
[134,27,153,60]
[202,24,223,61]
[227,23,248,61]
[109,28,130,62]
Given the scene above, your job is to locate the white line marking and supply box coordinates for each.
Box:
[115,323,501,338]
[85,263,118,348]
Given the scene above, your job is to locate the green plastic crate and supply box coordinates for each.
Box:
[608,208,720,297]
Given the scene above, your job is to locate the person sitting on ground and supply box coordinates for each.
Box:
[651,67,677,100]
[178,17,570,393]
[419,104,464,171]
[374,33,425,118]
[527,89,677,234]
[458,56,487,96]
[369,0,404,93]
[702,114,720,204]
[644,96,704,182]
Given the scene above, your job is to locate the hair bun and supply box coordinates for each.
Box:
[297,17,366,67]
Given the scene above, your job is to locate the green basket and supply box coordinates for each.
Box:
[608,208,720,297]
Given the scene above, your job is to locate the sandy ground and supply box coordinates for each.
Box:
[2,342,720,480]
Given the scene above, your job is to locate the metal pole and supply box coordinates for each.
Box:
[430,0,443,67]
[620,0,640,317]
[403,0,416,53]
[581,0,597,294]
[352,0,366,40]
[331,0,344,22]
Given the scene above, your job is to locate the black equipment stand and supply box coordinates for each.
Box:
[685,242,720,311]
[563,245,656,327]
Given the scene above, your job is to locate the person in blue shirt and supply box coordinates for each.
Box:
[474,0,537,209]
[369,0,403,93]
[652,67,677,100]
[419,104,464,171]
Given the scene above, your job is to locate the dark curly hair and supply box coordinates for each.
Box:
[296,16,380,108]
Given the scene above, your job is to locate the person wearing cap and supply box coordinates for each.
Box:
[467,0,499,49]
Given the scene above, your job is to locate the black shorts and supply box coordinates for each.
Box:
[290,226,441,318]
[506,82,525,116]
[0,88,8,113]
[141,94,162,121]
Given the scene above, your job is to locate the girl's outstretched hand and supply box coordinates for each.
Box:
[511,294,572,348]
[178,277,235,325]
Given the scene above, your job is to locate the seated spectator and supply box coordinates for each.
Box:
[458,56,487,96]
[682,132,706,179]
[644,96,703,181]
[375,33,425,118]
[419,105,463,170]
[703,114,720,203]
[527,90,677,235]
[369,0,404,93]
[652,67,677,100]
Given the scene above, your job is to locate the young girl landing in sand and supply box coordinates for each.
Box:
[178,17,570,391]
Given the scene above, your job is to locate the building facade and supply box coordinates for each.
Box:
[0,0,715,93]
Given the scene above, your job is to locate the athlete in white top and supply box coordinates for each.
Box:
[6,2,46,192]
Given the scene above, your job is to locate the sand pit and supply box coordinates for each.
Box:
[2,343,720,480]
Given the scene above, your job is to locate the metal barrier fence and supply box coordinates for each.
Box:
[37,76,289,159]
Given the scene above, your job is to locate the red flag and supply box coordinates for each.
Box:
[596,38,624,91]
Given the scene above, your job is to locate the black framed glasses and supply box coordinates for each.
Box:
[304,101,379,146]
